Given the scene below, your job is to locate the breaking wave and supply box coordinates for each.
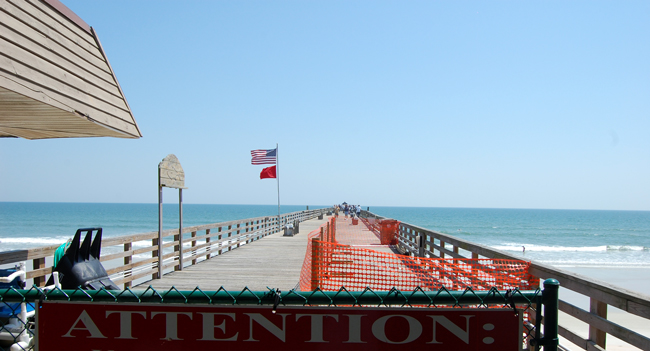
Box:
[494,244,647,252]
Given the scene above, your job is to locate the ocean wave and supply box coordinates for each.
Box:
[0,237,67,245]
[607,245,647,251]
[132,240,154,248]
[494,244,648,252]
[0,237,159,248]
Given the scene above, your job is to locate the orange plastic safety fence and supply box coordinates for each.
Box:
[312,216,336,243]
[300,240,533,292]
[361,217,381,235]
[298,217,337,290]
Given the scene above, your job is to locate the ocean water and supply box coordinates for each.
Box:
[1,203,649,268]
[0,202,320,252]
[370,207,650,268]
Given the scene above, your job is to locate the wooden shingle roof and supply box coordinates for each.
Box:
[0,0,141,139]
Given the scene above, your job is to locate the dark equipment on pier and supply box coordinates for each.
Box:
[46,228,119,290]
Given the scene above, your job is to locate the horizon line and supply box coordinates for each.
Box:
[0,201,648,212]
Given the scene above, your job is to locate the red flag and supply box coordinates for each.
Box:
[260,166,276,179]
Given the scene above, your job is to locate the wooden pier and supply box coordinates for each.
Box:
[2,208,650,350]
[135,214,399,291]
[134,216,331,291]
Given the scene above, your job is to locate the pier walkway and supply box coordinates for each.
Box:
[134,215,395,291]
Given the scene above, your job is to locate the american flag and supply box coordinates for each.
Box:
[251,148,277,165]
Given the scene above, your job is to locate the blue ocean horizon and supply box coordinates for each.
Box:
[1,202,649,268]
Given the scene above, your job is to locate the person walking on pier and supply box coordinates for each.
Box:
[334,205,339,218]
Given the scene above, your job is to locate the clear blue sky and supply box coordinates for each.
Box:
[1,1,649,210]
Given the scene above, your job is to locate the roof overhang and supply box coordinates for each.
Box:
[0,0,141,139]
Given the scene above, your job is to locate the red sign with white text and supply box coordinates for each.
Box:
[38,302,522,350]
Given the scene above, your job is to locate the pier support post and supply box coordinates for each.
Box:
[33,258,45,287]
[157,186,163,279]
[152,237,159,280]
[589,298,608,348]
[311,238,321,291]
[191,231,197,265]
[158,154,187,279]
[178,188,183,271]
[124,243,132,289]
[542,278,560,351]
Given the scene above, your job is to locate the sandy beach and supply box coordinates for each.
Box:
[553,267,650,351]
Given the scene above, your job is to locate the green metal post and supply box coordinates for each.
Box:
[542,278,560,351]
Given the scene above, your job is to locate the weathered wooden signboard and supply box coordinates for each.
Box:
[38,302,523,350]
[158,154,186,189]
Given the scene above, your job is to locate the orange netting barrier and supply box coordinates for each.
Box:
[298,217,336,289]
[298,217,533,292]
[361,216,381,234]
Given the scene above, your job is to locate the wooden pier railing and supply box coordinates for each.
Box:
[0,209,326,290]
[362,210,650,351]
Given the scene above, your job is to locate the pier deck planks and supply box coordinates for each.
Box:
[134,217,331,292]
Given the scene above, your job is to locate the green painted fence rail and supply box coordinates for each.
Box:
[0,281,562,351]
[2,286,539,306]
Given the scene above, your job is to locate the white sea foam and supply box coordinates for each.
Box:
[0,237,67,245]
[607,245,647,251]
[133,254,154,259]
[494,243,647,252]
[132,240,154,248]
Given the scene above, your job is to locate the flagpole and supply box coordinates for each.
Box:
[276,143,281,227]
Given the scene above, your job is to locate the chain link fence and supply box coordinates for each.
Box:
[2,281,560,351]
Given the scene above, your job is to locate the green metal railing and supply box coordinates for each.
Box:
[4,285,536,306]
[1,279,560,351]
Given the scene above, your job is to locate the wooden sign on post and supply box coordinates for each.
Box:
[158,154,187,279]
[159,154,186,189]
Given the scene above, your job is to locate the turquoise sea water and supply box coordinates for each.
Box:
[0,202,318,250]
[1,203,649,268]
[370,207,650,268]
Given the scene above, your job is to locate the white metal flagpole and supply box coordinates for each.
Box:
[276,143,280,226]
